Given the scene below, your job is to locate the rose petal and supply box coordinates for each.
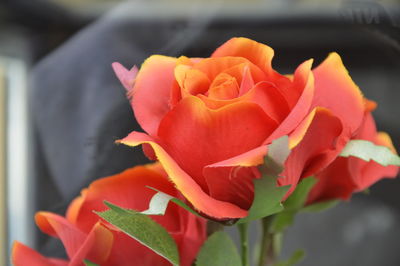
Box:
[264,59,315,145]
[207,108,345,201]
[203,166,258,210]
[157,96,277,192]
[192,56,250,81]
[312,52,365,133]
[208,73,240,100]
[104,231,172,266]
[36,215,114,265]
[357,132,398,189]
[174,213,207,266]
[220,62,266,86]
[246,81,291,123]
[35,212,87,259]
[132,55,177,135]
[174,65,210,96]
[119,131,248,219]
[239,65,254,95]
[66,165,180,234]
[198,81,290,124]
[349,114,398,190]
[69,222,114,265]
[211,37,275,76]
[12,242,68,266]
[206,145,268,168]
[111,62,138,91]
[280,107,345,197]
[307,157,357,203]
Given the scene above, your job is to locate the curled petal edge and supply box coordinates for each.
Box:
[118,131,248,219]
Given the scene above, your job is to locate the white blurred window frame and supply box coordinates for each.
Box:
[0,56,34,266]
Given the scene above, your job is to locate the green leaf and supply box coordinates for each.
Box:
[340,140,400,166]
[274,249,305,266]
[146,187,202,217]
[270,177,317,233]
[96,201,180,266]
[270,211,296,233]
[196,231,242,266]
[83,260,98,266]
[301,200,339,213]
[284,177,317,211]
[238,175,290,224]
[238,136,291,224]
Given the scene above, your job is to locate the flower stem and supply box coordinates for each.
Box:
[258,217,277,266]
[238,222,250,266]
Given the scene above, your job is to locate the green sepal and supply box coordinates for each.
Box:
[238,136,291,224]
[283,177,317,211]
[270,177,316,233]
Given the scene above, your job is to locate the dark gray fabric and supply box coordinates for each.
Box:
[31,18,201,207]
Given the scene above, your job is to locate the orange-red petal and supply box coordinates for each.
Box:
[312,53,365,133]
[308,113,398,203]
[349,114,398,190]
[66,165,180,234]
[132,55,177,135]
[119,131,248,219]
[68,222,114,265]
[211,37,275,76]
[35,212,87,259]
[198,80,290,123]
[157,96,277,192]
[12,242,68,266]
[280,107,345,197]
[265,59,315,144]
[307,157,357,203]
[203,166,258,210]
[174,65,210,96]
[112,62,138,91]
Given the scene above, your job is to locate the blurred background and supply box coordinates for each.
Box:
[0,0,399,265]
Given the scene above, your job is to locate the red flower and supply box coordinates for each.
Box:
[308,105,399,203]
[12,164,206,266]
[113,37,396,219]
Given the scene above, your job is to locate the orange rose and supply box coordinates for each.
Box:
[113,37,397,220]
[12,164,206,266]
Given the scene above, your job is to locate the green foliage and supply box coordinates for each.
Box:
[238,174,290,224]
[269,177,316,233]
[283,177,317,211]
[238,136,291,224]
[340,140,400,166]
[196,231,242,266]
[96,201,180,266]
[269,211,296,234]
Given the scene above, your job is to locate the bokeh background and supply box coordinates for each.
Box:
[1,0,400,265]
